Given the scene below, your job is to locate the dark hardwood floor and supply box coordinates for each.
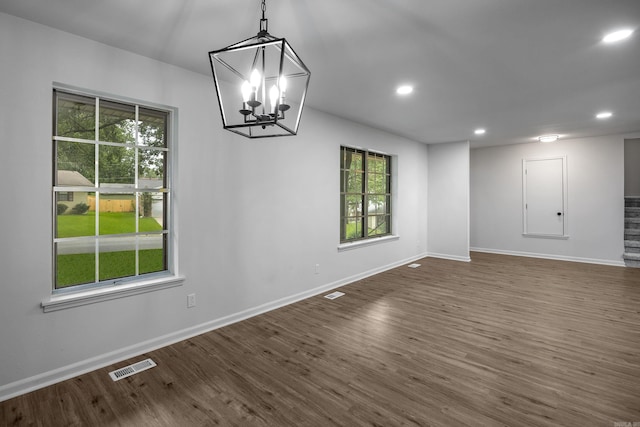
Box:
[2,252,640,426]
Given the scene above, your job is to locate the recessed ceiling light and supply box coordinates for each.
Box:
[474,128,486,135]
[538,135,559,143]
[596,111,613,119]
[602,29,634,43]
[396,85,414,95]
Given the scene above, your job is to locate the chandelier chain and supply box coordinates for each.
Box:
[258,0,268,35]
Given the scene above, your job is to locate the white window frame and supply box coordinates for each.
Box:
[42,83,183,312]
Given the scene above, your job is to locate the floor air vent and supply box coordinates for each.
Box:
[109,358,157,381]
[324,291,345,300]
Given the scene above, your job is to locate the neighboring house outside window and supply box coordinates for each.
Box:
[55,170,90,208]
[53,89,171,291]
[340,146,391,242]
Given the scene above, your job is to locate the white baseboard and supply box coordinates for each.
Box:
[0,252,428,403]
[470,247,626,267]
[427,252,471,262]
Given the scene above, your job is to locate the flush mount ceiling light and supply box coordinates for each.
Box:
[474,128,486,135]
[396,85,414,95]
[538,134,560,143]
[596,111,613,119]
[602,28,634,43]
[208,0,311,138]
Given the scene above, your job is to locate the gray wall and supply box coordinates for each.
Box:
[625,138,640,197]
[470,135,625,265]
[0,12,429,399]
[427,141,470,261]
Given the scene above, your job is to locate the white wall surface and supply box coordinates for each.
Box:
[470,135,625,265]
[0,12,429,399]
[625,138,640,197]
[427,141,470,261]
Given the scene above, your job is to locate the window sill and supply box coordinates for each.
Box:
[337,235,399,252]
[41,275,185,313]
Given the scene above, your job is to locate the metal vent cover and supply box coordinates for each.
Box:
[324,291,345,300]
[109,358,157,381]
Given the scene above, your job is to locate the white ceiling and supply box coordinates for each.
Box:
[1,0,640,147]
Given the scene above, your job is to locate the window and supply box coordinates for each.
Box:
[340,146,391,242]
[53,89,172,292]
[57,192,74,202]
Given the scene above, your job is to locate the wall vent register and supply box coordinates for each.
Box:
[108,358,157,381]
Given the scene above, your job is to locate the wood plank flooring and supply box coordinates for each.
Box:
[2,252,640,426]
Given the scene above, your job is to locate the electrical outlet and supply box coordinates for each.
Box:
[187,293,196,308]
[315,264,320,274]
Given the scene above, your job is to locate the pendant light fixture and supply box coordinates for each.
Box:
[209,0,311,138]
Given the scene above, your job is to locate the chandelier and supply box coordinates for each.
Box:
[208,0,311,138]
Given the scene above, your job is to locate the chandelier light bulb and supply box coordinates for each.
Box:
[241,81,252,103]
[250,69,262,89]
[269,85,280,113]
[279,76,288,93]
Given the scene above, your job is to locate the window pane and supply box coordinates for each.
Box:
[346,194,362,217]
[55,240,95,287]
[99,145,135,185]
[368,172,384,194]
[56,141,95,185]
[99,194,136,235]
[56,201,95,238]
[99,238,135,281]
[99,100,135,144]
[344,217,363,240]
[342,149,363,170]
[368,215,389,236]
[139,234,166,274]
[368,156,382,174]
[347,171,363,193]
[351,153,363,172]
[139,148,166,186]
[138,192,165,231]
[378,173,387,194]
[367,195,387,215]
[340,147,352,168]
[56,92,96,139]
[138,108,167,147]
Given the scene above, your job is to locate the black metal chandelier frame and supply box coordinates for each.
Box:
[208,0,311,138]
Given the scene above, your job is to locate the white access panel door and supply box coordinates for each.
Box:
[523,157,567,237]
